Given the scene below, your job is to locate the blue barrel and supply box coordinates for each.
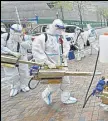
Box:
[68,51,75,60]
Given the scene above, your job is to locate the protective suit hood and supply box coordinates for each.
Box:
[46,19,65,36]
[10,24,22,34]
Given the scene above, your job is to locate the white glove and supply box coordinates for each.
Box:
[48,63,56,69]
[11,52,21,58]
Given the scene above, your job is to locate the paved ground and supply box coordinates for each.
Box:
[1,28,108,121]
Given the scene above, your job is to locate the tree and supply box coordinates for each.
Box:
[74,1,84,29]
[54,1,73,11]
[47,1,73,21]
[72,1,92,30]
[96,7,108,26]
[96,7,104,27]
[47,1,95,29]
[99,8,108,26]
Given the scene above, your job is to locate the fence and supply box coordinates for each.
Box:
[1,18,107,32]
[27,18,107,28]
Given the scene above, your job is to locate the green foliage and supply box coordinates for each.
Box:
[102,8,108,19]
[53,1,73,10]
[98,8,108,19]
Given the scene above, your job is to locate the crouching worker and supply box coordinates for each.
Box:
[1,24,32,97]
[32,19,77,105]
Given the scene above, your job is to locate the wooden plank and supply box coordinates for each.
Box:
[1,54,42,66]
[65,71,101,76]
[38,69,65,78]
[1,55,18,64]
[36,69,101,79]
[1,63,15,68]
[1,55,65,68]
[1,55,101,79]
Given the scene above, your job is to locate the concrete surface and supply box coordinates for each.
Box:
[1,28,108,121]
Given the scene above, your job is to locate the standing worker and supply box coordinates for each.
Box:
[1,24,32,97]
[32,19,77,105]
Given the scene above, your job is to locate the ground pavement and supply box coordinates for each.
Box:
[1,28,108,121]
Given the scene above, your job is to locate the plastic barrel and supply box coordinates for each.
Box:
[99,34,108,63]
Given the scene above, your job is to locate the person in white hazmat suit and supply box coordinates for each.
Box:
[82,24,97,46]
[32,19,77,105]
[1,24,32,97]
[1,26,6,34]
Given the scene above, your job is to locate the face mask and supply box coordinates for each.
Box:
[14,32,22,36]
[55,29,62,36]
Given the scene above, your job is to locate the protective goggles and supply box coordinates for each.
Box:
[10,27,22,33]
[55,24,65,29]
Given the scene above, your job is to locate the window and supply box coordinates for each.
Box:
[31,26,41,34]
[65,26,76,33]
[42,25,47,32]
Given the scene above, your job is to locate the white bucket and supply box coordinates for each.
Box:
[99,34,108,63]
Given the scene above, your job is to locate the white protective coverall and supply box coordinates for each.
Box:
[82,24,97,45]
[32,19,77,105]
[1,24,32,97]
[75,27,85,59]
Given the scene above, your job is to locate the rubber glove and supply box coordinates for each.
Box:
[48,63,56,69]
[10,51,21,58]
